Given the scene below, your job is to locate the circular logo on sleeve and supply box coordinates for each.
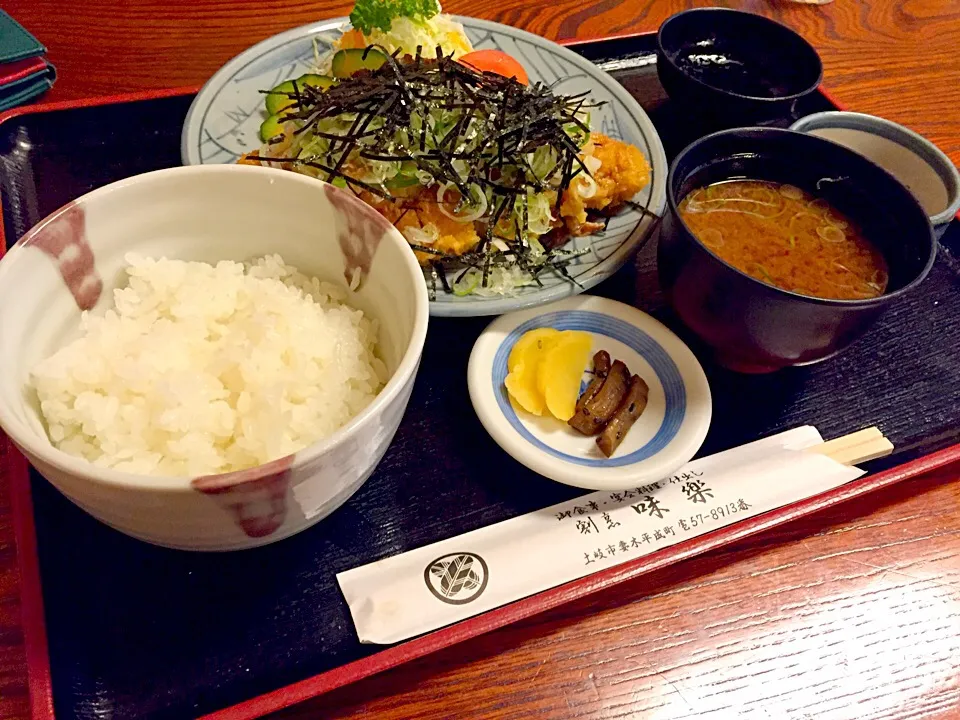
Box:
[424,552,489,605]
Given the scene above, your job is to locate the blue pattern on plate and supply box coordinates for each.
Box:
[491,311,686,467]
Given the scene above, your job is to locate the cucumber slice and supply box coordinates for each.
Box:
[265,81,297,116]
[296,73,336,89]
[331,48,388,79]
[259,115,285,142]
[264,74,336,115]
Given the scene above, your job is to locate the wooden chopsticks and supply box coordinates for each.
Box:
[805,426,893,466]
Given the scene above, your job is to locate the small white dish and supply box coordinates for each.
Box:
[468,295,711,490]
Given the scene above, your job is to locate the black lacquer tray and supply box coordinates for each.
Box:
[2,32,959,720]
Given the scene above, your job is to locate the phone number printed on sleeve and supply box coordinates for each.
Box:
[678,499,752,531]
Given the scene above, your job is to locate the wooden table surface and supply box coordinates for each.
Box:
[2,1,960,718]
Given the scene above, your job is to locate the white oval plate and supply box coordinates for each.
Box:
[181,16,667,317]
[468,295,712,490]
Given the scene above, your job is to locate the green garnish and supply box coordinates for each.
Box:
[752,263,775,285]
[452,269,480,296]
[349,0,442,35]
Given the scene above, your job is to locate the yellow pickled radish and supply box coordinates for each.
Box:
[508,328,560,371]
[534,331,567,396]
[504,328,560,415]
[540,331,593,421]
[504,327,592,421]
[505,361,543,415]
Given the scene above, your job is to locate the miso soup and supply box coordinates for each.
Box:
[678,180,889,300]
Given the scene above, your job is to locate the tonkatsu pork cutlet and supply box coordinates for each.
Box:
[560,133,651,236]
[359,190,482,264]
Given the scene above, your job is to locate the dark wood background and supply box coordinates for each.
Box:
[2,1,960,718]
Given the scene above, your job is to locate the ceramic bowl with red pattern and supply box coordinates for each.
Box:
[0,165,429,551]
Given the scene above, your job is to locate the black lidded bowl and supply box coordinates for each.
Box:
[657,127,937,374]
[656,8,824,126]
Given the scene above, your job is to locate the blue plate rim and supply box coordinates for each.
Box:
[467,295,712,491]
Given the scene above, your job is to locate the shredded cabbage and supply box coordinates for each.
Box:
[470,266,534,297]
[357,157,401,184]
[527,146,560,183]
[348,15,473,59]
[564,111,591,149]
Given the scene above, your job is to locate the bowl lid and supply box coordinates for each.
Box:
[790,111,960,224]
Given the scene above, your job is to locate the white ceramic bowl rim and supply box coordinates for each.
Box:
[789,110,960,225]
[0,164,430,492]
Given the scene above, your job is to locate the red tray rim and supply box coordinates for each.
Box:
[2,32,958,720]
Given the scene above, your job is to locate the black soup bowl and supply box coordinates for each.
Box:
[656,8,823,126]
[657,127,937,374]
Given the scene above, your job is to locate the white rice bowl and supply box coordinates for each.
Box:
[0,164,429,550]
[31,253,387,478]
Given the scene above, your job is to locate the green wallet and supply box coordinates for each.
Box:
[0,10,55,111]
[0,10,45,64]
[0,63,56,111]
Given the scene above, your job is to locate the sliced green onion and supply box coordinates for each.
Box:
[452,269,481,296]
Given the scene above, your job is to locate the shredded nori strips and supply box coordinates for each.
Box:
[260,47,646,291]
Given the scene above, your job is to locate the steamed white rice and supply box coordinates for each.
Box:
[31,253,386,477]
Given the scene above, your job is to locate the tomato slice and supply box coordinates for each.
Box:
[460,50,530,85]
